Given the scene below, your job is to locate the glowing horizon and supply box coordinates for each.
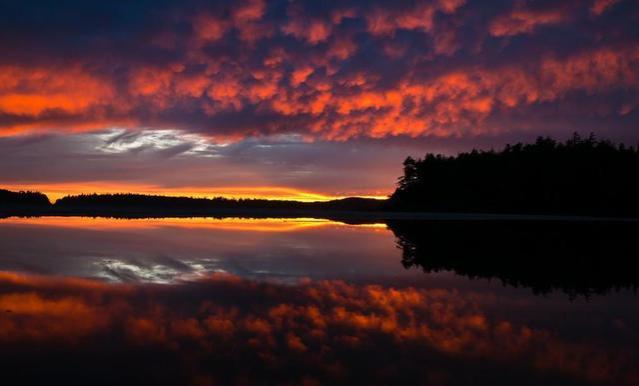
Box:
[0,216,389,233]
[0,183,389,203]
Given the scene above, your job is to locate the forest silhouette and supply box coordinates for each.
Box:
[388,134,639,216]
[0,189,50,210]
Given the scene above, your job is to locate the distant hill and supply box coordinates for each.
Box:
[387,134,639,217]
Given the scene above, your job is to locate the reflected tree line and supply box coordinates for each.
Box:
[387,220,639,297]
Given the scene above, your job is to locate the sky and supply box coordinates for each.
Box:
[0,0,638,201]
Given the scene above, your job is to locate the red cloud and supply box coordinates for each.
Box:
[366,0,466,36]
[0,66,115,116]
[232,0,266,23]
[193,14,230,42]
[489,5,568,37]
[591,0,620,15]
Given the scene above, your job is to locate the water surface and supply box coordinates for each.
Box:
[0,216,637,386]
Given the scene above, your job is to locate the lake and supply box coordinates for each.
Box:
[0,216,637,385]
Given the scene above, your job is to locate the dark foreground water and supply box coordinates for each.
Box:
[0,217,637,386]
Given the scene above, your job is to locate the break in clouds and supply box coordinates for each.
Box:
[1,0,638,141]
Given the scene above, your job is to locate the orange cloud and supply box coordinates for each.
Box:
[174,74,210,98]
[0,66,115,116]
[283,18,332,45]
[232,0,266,23]
[489,6,567,37]
[290,66,315,87]
[366,1,465,36]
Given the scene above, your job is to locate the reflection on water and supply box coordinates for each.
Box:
[388,220,639,297]
[0,217,396,283]
[1,216,346,231]
[0,217,638,385]
[1,272,638,386]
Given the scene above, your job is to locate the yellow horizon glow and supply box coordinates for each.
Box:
[0,182,389,203]
[0,216,388,233]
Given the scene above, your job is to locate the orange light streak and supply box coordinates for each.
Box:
[0,182,389,203]
[0,216,387,233]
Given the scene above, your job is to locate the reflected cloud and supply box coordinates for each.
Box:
[0,217,398,283]
[0,216,352,232]
[0,272,636,385]
[95,258,223,284]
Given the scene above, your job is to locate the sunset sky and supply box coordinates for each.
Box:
[1,0,638,201]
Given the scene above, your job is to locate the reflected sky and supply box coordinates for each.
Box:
[0,217,402,284]
[0,216,638,385]
[0,272,637,386]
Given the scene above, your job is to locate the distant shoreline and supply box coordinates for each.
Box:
[1,208,637,223]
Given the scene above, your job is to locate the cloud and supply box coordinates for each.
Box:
[591,0,620,15]
[0,130,419,198]
[0,0,636,142]
[488,3,568,37]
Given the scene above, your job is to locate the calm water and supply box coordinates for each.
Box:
[0,216,637,385]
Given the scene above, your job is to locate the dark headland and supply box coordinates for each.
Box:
[2,134,639,221]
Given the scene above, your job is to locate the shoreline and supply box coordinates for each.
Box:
[1,208,638,223]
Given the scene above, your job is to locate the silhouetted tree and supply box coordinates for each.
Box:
[387,134,639,216]
[52,193,382,215]
[0,189,50,211]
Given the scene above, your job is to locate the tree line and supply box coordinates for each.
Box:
[0,191,382,216]
[387,134,639,216]
[0,189,50,210]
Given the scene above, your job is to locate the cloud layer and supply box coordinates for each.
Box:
[1,0,638,141]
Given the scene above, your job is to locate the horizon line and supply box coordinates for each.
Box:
[1,185,390,204]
